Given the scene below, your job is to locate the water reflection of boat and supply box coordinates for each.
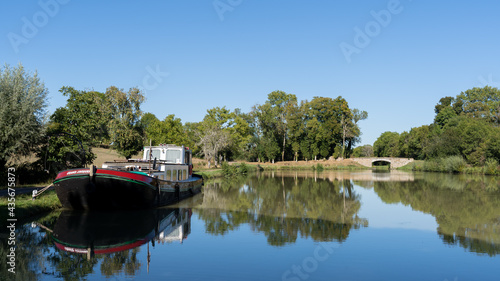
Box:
[50,207,192,257]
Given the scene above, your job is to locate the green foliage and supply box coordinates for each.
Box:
[0,64,48,167]
[373,131,400,157]
[484,158,499,175]
[142,113,190,147]
[315,163,324,171]
[106,86,145,159]
[221,162,250,177]
[254,91,297,162]
[221,161,237,176]
[55,86,110,146]
[238,163,249,174]
[374,86,500,168]
[456,86,500,124]
[332,146,342,159]
[352,145,374,157]
[443,155,466,173]
[46,87,112,171]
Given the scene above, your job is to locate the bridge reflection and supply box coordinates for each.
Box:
[266,170,414,184]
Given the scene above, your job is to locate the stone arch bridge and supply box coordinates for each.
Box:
[350,157,414,168]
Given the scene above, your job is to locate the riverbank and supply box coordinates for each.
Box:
[194,158,368,178]
[398,157,500,175]
[0,190,61,226]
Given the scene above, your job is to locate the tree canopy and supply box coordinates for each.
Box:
[374,86,500,166]
[0,64,48,167]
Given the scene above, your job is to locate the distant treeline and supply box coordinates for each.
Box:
[1,64,368,177]
[373,86,500,167]
[143,91,367,167]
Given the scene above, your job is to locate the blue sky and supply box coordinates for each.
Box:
[2,0,499,146]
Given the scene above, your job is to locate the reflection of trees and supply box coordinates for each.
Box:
[374,173,500,256]
[0,211,61,281]
[199,173,367,246]
[0,224,44,281]
[47,251,98,280]
[100,248,141,277]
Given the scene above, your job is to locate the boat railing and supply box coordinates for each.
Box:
[102,160,190,181]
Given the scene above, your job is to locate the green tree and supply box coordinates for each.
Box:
[302,97,342,160]
[254,91,297,162]
[352,145,374,157]
[106,86,145,159]
[56,86,110,146]
[373,131,400,157]
[344,108,368,158]
[198,107,234,167]
[0,64,48,168]
[455,86,500,124]
[141,112,160,143]
[142,113,189,147]
[45,87,113,171]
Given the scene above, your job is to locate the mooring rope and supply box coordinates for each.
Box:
[32,184,54,200]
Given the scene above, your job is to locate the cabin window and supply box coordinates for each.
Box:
[146,149,161,161]
[165,150,181,163]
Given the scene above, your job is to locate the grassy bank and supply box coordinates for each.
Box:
[399,156,500,175]
[0,190,61,225]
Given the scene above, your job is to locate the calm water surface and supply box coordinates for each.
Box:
[3,170,500,280]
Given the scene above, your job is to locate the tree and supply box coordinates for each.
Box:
[287,101,305,161]
[344,108,368,158]
[254,91,297,162]
[302,97,343,160]
[352,145,374,157]
[373,132,400,157]
[455,86,500,124]
[197,125,230,168]
[197,107,235,167]
[0,64,48,168]
[142,113,189,147]
[106,86,145,159]
[56,86,110,146]
[45,87,111,172]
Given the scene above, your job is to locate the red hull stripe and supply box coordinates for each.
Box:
[55,168,153,184]
[54,239,149,255]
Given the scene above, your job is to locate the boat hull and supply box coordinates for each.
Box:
[54,168,203,210]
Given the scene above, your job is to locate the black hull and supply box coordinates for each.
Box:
[54,168,203,210]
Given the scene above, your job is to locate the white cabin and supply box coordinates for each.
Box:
[102,144,194,181]
[143,144,193,180]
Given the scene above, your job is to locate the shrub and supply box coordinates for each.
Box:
[443,155,466,173]
[483,158,499,175]
[221,162,237,177]
[316,163,324,171]
[423,159,442,172]
[238,163,249,174]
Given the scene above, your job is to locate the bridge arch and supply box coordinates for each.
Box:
[350,157,414,169]
[372,159,391,167]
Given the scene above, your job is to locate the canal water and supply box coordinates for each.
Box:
[2,170,500,280]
